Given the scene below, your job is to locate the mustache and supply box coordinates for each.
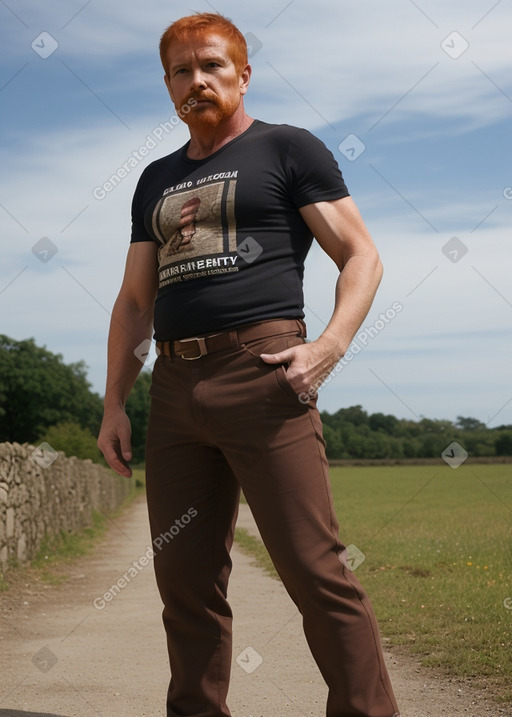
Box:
[190,92,216,103]
[176,93,217,119]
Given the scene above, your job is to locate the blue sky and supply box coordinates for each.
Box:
[1,0,511,426]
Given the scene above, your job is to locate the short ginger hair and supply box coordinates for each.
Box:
[159,12,248,77]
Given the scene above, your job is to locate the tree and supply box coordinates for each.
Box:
[456,416,487,431]
[125,370,152,464]
[0,335,103,443]
[369,412,399,435]
[328,405,369,428]
[495,433,512,456]
[318,408,502,460]
[322,424,344,459]
[38,422,104,462]
[463,431,495,457]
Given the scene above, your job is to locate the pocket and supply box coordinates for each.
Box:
[275,363,302,399]
[240,334,307,402]
[240,333,304,359]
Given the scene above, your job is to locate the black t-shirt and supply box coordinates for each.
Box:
[130,119,349,340]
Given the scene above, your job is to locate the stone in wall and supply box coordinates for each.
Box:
[0,442,136,574]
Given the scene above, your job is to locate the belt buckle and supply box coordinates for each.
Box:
[178,336,207,360]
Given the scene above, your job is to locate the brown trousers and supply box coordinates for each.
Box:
[145,319,400,717]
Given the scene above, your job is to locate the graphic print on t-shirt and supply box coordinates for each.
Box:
[151,176,238,288]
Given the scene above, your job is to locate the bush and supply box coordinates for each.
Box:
[38,422,104,463]
[0,335,103,443]
[495,432,512,456]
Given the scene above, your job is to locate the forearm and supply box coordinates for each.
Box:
[103,297,155,411]
[318,250,383,358]
[98,242,157,476]
[262,196,383,395]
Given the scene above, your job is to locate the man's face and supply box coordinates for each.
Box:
[164,33,250,128]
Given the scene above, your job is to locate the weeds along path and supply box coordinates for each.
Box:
[0,497,507,716]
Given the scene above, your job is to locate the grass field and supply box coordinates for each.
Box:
[236,463,512,700]
[3,463,510,698]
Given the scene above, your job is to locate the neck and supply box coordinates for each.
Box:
[186,109,254,160]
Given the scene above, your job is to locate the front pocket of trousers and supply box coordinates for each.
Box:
[240,333,303,358]
[274,364,302,399]
[240,335,305,400]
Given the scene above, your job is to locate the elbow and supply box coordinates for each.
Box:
[376,254,384,284]
[371,248,383,285]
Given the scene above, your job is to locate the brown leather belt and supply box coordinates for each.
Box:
[156,319,305,360]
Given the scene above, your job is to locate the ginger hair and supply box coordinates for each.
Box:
[159,12,248,77]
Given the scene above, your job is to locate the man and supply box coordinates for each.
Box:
[98,12,400,717]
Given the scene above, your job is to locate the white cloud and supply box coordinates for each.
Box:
[1,0,510,424]
[304,216,512,423]
[3,0,511,130]
[0,113,192,393]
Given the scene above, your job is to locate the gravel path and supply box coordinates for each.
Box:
[0,497,508,717]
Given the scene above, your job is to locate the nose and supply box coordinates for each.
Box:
[190,69,207,90]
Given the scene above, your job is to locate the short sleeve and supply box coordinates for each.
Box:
[286,128,350,209]
[130,169,154,243]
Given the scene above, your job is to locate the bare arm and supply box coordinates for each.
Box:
[97,242,159,476]
[260,195,382,395]
[300,195,383,354]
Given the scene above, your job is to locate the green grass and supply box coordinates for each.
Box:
[235,527,278,579]
[236,464,512,700]
[30,508,108,585]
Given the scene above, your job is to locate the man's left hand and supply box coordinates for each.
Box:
[260,336,342,399]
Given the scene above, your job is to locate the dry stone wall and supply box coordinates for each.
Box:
[0,442,136,574]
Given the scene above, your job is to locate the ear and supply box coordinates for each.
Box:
[239,63,252,96]
[164,73,175,102]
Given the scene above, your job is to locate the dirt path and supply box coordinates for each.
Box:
[0,497,507,717]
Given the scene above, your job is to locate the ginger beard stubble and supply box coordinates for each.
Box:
[165,34,247,131]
